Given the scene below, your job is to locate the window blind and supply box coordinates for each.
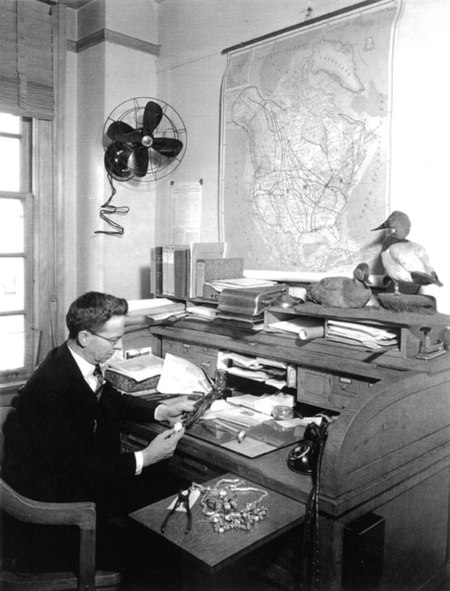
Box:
[0,0,54,120]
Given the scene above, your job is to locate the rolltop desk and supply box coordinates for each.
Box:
[121,303,450,591]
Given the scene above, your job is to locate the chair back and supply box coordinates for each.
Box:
[0,406,14,468]
[0,406,121,590]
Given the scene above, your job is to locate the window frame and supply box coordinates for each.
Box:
[0,116,34,388]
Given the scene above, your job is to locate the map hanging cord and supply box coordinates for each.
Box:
[95,174,130,236]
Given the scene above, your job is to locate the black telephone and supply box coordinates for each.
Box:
[287,417,329,474]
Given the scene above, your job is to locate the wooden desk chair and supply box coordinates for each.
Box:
[0,406,121,591]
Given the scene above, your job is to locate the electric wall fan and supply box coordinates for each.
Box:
[103,97,187,182]
[97,97,187,235]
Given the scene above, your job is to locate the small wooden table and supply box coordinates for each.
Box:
[129,472,305,584]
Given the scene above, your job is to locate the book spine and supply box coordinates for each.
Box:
[189,242,226,298]
[169,246,175,296]
[154,246,163,296]
[150,248,156,296]
[174,248,190,298]
[196,260,206,298]
[162,246,170,296]
[162,245,175,297]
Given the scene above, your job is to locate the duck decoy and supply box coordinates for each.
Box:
[372,210,443,294]
[306,263,372,308]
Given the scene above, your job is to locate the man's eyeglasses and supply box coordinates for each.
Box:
[90,332,123,346]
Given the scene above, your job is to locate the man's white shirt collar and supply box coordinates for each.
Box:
[68,344,99,390]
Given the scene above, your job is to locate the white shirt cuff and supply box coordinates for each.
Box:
[134,451,144,475]
[154,404,165,422]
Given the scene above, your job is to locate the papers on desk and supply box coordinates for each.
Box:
[157,353,211,394]
[221,437,276,457]
[217,351,287,389]
[227,392,295,416]
[186,304,217,320]
[207,277,277,292]
[266,317,324,341]
[201,400,272,428]
[128,298,185,316]
[326,320,398,350]
[126,298,186,327]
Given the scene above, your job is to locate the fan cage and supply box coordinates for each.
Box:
[102,97,187,182]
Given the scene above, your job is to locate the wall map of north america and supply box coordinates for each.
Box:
[220,2,399,274]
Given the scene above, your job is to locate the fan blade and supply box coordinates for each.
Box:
[129,146,149,177]
[143,101,163,136]
[152,137,183,158]
[107,121,143,144]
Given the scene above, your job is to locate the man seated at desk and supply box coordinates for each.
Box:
[3,291,196,573]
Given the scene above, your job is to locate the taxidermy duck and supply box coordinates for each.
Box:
[372,210,443,294]
[306,263,372,308]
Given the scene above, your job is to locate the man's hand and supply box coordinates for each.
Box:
[141,426,185,468]
[157,397,198,425]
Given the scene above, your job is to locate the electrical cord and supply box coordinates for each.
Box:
[298,420,329,591]
[95,174,130,236]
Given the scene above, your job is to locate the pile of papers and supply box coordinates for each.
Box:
[157,353,211,394]
[126,298,186,326]
[326,320,398,350]
[201,400,271,428]
[186,304,217,320]
[207,277,277,293]
[227,392,295,416]
[266,317,324,340]
[217,352,287,389]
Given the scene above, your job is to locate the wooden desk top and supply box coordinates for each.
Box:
[129,473,305,573]
[121,418,313,503]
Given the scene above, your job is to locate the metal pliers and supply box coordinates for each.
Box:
[160,488,192,534]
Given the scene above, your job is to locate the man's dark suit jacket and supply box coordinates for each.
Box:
[3,342,160,511]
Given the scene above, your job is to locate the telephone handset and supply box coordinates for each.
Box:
[287,417,330,474]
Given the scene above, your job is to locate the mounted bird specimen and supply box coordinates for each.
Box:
[306,263,372,308]
[372,211,443,295]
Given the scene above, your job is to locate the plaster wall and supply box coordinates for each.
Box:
[67,0,450,313]
[155,0,450,313]
[66,0,160,301]
[102,43,159,299]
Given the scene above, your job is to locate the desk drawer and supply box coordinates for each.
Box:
[330,374,376,409]
[298,367,376,411]
[298,367,331,407]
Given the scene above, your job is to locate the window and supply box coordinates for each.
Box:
[0,113,33,382]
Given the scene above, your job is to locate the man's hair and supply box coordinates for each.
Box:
[66,291,128,338]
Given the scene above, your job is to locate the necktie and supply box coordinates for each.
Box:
[93,364,104,398]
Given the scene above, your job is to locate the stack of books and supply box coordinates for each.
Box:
[212,281,286,330]
[150,242,248,300]
[150,242,228,299]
